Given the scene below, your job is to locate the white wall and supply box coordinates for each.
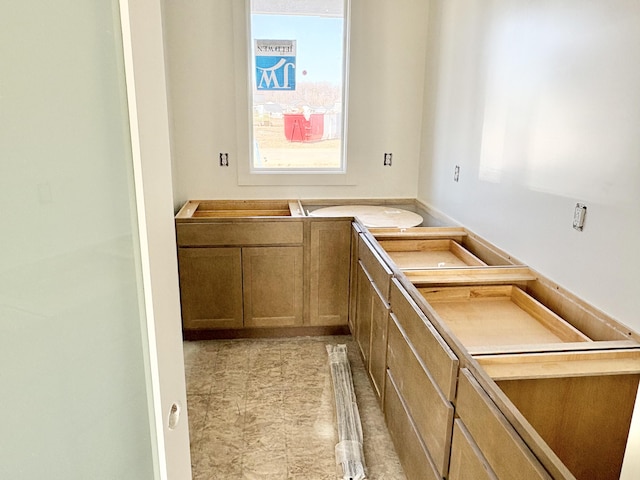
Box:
[162,0,429,208]
[419,0,640,331]
[418,2,640,476]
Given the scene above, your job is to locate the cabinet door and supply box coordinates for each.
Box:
[178,247,243,329]
[369,288,389,403]
[243,246,303,327]
[355,261,373,362]
[309,220,351,326]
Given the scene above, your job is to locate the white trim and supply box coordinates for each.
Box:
[118,1,167,479]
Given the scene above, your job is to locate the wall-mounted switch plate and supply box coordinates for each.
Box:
[573,203,587,231]
[454,165,460,182]
[219,153,229,167]
[384,153,392,166]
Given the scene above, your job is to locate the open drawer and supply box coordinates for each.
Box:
[418,285,591,355]
[377,238,487,269]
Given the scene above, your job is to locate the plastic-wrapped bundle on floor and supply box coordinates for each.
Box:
[327,344,367,480]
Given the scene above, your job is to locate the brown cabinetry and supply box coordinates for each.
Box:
[176,205,352,335]
[175,200,640,480]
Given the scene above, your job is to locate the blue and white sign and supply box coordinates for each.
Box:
[255,40,296,91]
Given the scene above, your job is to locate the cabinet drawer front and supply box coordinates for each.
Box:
[387,316,454,477]
[449,419,498,480]
[390,279,458,400]
[176,221,303,246]
[384,372,441,480]
[358,234,392,301]
[456,369,552,480]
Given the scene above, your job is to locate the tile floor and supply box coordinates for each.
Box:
[184,335,406,480]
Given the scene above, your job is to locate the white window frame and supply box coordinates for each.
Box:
[234,0,355,186]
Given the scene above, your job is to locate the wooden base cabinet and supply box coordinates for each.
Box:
[176,208,352,334]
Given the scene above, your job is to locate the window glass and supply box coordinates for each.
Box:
[250,0,348,172]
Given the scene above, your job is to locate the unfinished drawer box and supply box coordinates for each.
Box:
[378,238,487,269]
[419,285,591,354]
[370,226,521,266]
[176,199,300,218]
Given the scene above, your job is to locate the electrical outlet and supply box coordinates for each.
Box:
[573,203,587,231]
[219,153,229,167]
[454,165,460,182]
[384,153,392,166]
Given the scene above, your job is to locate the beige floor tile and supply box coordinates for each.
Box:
[185,336,405,479]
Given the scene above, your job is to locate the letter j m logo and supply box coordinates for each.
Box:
[256,56,296,91]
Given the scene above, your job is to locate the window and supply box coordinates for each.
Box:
[249,0,349,173]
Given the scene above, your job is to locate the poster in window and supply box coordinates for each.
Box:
[255,40,296,91]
